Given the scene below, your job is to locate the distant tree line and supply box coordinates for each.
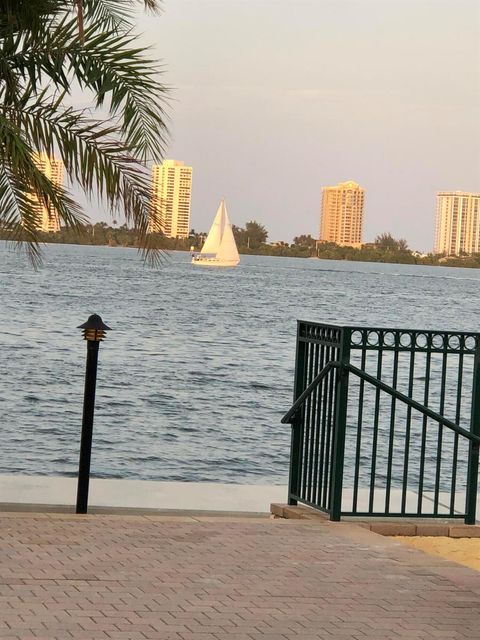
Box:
[3,224,480,268]
[0,223,195,251]
[314,233,480,268]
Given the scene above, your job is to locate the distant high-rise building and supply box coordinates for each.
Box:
[319,181,365,247]
[150,159,192,238]
[30,153,63,232]
[434,191,480,255]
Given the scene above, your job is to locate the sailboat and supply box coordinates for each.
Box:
[191,199,240,267]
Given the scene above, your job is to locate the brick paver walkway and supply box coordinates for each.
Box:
[0,513,479,639]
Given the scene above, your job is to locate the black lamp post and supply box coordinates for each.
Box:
[76,314,111,514]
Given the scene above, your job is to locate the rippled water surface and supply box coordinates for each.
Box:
[2,242,480,484]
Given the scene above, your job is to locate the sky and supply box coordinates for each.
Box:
[83,0,479,251]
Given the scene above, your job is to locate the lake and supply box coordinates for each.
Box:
[1,242,479,484]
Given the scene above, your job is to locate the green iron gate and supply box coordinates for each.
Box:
[282,321,480,524]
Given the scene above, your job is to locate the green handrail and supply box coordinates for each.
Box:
[281,361,339,424]
[282,361,480,445]
[347,364,480,445]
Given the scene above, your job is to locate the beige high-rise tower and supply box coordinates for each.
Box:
[434,191,480,255]
[31,153,63,232]
[319,181,365,247]
[150,159,192,238]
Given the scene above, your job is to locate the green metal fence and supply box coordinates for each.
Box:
[282,321,480,524]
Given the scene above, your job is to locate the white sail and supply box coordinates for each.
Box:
[200,201,226,255]
[192,198,240,267]
[216,208,240,263]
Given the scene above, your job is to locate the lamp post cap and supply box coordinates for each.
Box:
[78,314,111,332]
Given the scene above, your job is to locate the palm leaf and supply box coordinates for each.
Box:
[1,91,162,263]
[0,0,169,264]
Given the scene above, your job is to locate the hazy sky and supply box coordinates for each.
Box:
[87,0,479,250]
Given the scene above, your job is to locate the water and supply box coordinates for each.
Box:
[2,242,480,484]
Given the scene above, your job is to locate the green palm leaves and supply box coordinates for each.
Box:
[0,0,167,264]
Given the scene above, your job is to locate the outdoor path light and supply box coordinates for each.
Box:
[76,314,111,514]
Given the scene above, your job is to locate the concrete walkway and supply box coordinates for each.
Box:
[0,475,287,514]
[1,475,478,518]
[0,512,479,639]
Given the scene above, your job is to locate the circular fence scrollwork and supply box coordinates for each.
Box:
[383,331,396,347]
[351,330,364,346]
[301,323,480,353]
[348,328,480,352]
[431,334,445,349]
[465,335,478,351]
[367,330,380,346]
[448,335,461,350]
[415,333,428,348]
[398,332,412,348]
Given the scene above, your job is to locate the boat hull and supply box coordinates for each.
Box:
[191,257,239,267]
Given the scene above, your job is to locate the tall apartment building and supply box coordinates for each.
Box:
[30,153,63,232]
[319,180,365,247]
[434,191,480,255]
[150,159,192,238]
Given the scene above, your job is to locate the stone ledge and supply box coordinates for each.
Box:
[270,503,327,520]
[448,525,480,538]
[370,522,417,536]
[270,503,480,537]
[415,523,450,537]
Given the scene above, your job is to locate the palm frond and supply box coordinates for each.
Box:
[67,24,168,162]
[1,16,168,162]
[0,0,169,264]
[81,0,140,32]
[1,92,162,260]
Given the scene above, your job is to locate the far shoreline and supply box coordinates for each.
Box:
[3,238,480,270]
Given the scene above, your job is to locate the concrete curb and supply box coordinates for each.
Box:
[271,503,480,537]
